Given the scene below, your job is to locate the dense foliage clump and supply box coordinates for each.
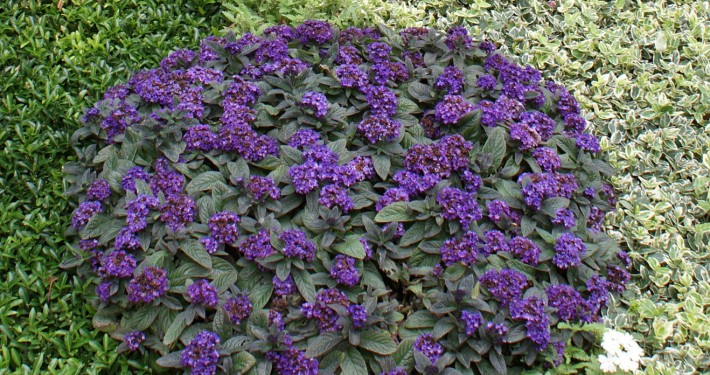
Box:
[64,21,630,374]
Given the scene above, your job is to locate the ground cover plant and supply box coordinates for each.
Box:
[63,19,632,374]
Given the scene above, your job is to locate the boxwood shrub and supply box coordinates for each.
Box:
[63,21,630,375]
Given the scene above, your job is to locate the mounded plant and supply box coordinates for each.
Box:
[63,20,631,374]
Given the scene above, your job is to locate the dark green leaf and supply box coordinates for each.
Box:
[292,267,317,303]
[372,154,391,180]
[181,240,212,269]
[359,329,397,355]
[341,347,368,375]
[482,127,507,170]
[306,332,344,357]
[374,202,416,223]
[186,171,225,195]
[334,235,366,259]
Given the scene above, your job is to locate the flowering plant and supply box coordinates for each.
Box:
[63,20,630,374]
[598,330,644,373]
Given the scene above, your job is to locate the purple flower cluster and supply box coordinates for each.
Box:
[184,125,218,152]
[336,64,368,88]
[123,331,145,352]
[160,194,195,231]
[381,368,408,375]
[476,74,497,90]
[87,180,111,201]
[532,147,561,171]
[486,200,519,225]
[126,266,168,303]
[224,295,252,324]
[479,269,528,306]
[121,167,150,193]
[357,115,401,143]
[329,254,360,286]
[180,330,220,375]
[280,229,316,262]
[72,201,103,229]
[435,66,464,94]
[587,206,606,232]
[437,187,482,230]
[403,134,473,179]
[288,129,321,150]
[96,281,112,302]
[246,176,280,201]
[296,20,333,45]
[575,133,601,153]
[347,304,367,328]
[99,250,136,279]
[519,172,579,210]
[339,26,380,44]
[364,85,398,117]
[510,297,550,351]
[273,275,296,296]
[551,208,576,229]
[266,347,319,375]
[336,45,363,65]
[582,275,610,322]
[150,159,185,197]
[553,233,586,269]
[445,26,473,50]
[126,194,159,232]
[237,229,275,260]
[435,95,475,125]
[477,95,525,127]
[208,211,240,244]
[606,265,631,293]
[508,236,541,266]
[300,92,329,119]
[461,310,483,336]
[301,288,349,332]
[187,279,219,308]
[320,184,354,213]
[546,284,584,322]
[200,237,219,255]
[115,227,141,250]
[482,230,509,256]
[368,42,391,63]
[440,231,482,266]
[413,334,444,363]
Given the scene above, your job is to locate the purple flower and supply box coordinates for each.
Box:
[461,310,483,336]
[114,227,141,250]
[335,45,363,65]
[273,275,297,296]
[160,194,195,232]
[103,84,130,100]
[348,304,367,328]
[440,231,481,266]
[319,184,354,213]
[510,121,542,151]
[486,200,513,223]
[127,266,168,303]
[370,63,396,85]
[520,111,556,141]
[400,27,430,46]
[79,239,99,252]
[223,78,261,107]
[445,26,473,50]
[300,92,329,119]
[121,167,149,193]
[125,194,159,232]
[546,284,583,322]
[381,368,408,375]
[486,322,509,342]
[72,201,103,229]
[414,334,444,363]
[296,20,333,45]
[224,295,252,324]
[96,281,112,302]
[301,288,349,332]
[288,129,321,150]
[551,208,576,229]
[303,144,338,167]
[479,269,528,306]
[176,86,205,119]
[264,25,296,41]
[576,133,601,153]
[376,188,410,211]
[339,26,380,44]
[330,254,360,287]
[364,85,398,117]
[198,36,226,63]
[437,187,482,230]
[602,183,617,207]
[186,66,223,85]
[237,229,275,260]
[100,250,136,279]
[368,42,391,63]
[130,69,177,106]
[617,251,631,268]
[222,102,256,126]
[188,279,219,308]
[482,230,509,256]
[357,115,401,143]
[180,331,220,375]
[253,38,289,63]
[552,342,566,367]
[402,50,424,67]
[87,180,111,201]
[123,331,145,352]
[403,134,472,178]
[532,147,561,172]
[435,95,474,125]
[360,238,374,259]
[583,275,610,322]
[336,64,368,88]
[479,41,497,54]
[266,347,319,375]
[435,66,464,94]
[509,236,541,266]
[268,310,286,331]
[587,206,606,232]
[476,74,497,90]
[553,233,586,269]
[149,159,184,197]
[184,125,218,152]
[208,211,240,244]
[564,113,587,134]
[201,237,219,255]
[289,162,320,195]
[246,176,280,202]
[280,230,316,262]
[510,297,550,351]
[606,265,630,293]
[160,49,196,71]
